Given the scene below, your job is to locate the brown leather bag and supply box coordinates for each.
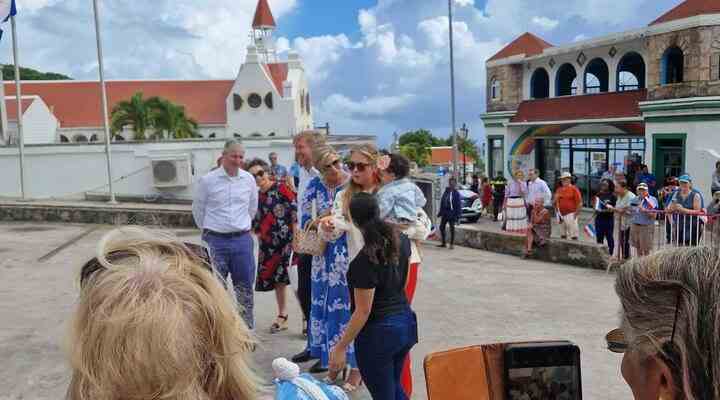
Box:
[424,343,520,400]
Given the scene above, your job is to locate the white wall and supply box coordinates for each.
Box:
[646,119,719,200]
[0,139,295,200]
[21,98,58,144]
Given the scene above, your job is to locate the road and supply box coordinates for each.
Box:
[0,222,631,399]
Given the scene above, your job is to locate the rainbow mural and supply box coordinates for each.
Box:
[506,123,645,175]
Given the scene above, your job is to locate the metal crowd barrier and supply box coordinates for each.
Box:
[612,211,720,260]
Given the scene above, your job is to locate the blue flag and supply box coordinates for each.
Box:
[0,0,16,41]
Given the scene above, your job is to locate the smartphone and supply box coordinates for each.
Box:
[504,341,582,400]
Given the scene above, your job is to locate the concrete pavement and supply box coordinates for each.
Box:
[0,222,632,399]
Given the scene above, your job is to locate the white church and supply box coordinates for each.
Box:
[0,0,314,144]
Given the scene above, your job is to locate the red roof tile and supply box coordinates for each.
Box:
[651,0,720,25]
[488,32,553,62]
[431,147,475,165]
[6,98,34,121]
[264,63,288,95]
[252,0,276,29]
[510,90,647,123]
[3,80,234,128]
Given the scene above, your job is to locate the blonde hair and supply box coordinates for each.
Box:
[312,144,339,173]
[341,143,381,219]
[66,227,262,400]
[615,246,720,400]
[293,130,326,148]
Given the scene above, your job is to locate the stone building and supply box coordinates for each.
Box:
[481,0,720,203]
[0,0,314,145]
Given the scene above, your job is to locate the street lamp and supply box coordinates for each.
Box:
[460,123,469,184]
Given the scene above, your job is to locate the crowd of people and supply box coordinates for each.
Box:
[57,139,720,399]
[469,161,718,260]
[193,135,431,399]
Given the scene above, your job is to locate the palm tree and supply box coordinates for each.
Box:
[148,97,199,139]
[110,92,152,140]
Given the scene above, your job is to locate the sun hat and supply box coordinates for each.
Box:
[560,172,572,180]
[678,174,692,183]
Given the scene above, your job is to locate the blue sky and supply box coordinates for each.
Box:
[4,0,684,146]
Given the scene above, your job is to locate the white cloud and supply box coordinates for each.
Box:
[322,93,416,117]
[20,0,62,12]
[288,34,356,81]
[531,16,559,30]
[574,34,588,42]
[454,0,475,6]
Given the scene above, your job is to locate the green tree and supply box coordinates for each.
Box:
[400,142,431,167]
[397,129,445,166]
[148,97,199,139]
[2,65,71,80]
[110,92,153,140]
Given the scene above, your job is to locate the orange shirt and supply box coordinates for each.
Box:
[556,185,582,215]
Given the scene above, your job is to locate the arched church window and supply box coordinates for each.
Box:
[248,93,262,108]
[265,92,273,109]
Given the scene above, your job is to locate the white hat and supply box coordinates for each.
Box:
[560,172,572,180]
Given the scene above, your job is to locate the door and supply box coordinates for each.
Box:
[572,150,590,206]
[654,137,685,185]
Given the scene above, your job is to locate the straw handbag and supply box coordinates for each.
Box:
[293,219,326,256]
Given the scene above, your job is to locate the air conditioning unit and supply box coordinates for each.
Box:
[150,155,192,188]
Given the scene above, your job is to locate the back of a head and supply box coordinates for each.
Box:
[387,153,411,179]
[293,130,326,148]
[615,246,720,399]
[349,193,398,265]
[67,227,260,400]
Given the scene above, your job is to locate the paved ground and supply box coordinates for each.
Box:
[0,222,632,399]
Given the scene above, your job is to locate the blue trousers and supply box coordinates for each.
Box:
[595,217,614,255]
[355,309,418,400]
[203,232,256,329]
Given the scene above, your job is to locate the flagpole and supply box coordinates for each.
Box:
[447,0,458,181]
[92,0,116,204]
[10,15,25,199]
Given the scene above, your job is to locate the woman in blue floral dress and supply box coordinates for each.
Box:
[300,145,356,382]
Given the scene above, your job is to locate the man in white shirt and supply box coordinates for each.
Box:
[193,140,258,329]
[526,168,552,212]
[290,130,324,364]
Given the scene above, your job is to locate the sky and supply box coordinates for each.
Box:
[3,0,685,147]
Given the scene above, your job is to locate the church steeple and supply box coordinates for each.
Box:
[251,0,277,63]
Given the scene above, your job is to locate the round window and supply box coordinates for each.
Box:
[248,93,262,108]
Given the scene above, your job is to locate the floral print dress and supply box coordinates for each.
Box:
[301,176,356,369]
[255,182,297,292]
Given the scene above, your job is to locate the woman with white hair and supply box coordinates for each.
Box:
[608,246,720,399]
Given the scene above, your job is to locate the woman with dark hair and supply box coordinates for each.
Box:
[329,192,418,400]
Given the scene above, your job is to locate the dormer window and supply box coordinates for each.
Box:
[491,79,501,101]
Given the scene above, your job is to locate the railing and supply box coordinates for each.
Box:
[613,210,719,261]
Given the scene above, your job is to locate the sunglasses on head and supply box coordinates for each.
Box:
[606,290,681,354]
[79,242,212,288]
[346,161,370,172]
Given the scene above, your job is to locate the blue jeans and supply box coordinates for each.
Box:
[355,309,418,400]
[595,217,614,255]
[203,232,256,329]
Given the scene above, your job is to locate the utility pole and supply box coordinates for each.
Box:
[447,0,458,180]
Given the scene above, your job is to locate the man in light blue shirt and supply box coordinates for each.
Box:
[269,151,288,179]
[193,139,258,329]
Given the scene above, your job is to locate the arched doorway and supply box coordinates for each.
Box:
[616,52,646,91]
[555,63,578,96]
[530,68,550,99]
[584,58,609,94]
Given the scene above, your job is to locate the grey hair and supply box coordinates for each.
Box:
[223,139,244,154]
[615,246,720,400]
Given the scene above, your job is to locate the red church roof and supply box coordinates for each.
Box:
[252,0,276,29]
[264,63,288,95]
[431,147,475,165]
[650,0,720,25]
[4,80,234,128]
[6,98,34,121]
[510,90,647,123]
[488,32,553,62]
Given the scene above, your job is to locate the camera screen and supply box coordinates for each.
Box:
[507,365,580,400]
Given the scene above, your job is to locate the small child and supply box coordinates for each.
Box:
[376,153,427,224]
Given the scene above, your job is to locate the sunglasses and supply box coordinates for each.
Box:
[252,169,265,178]
[346,161,370,172]
[80,242,212,288]
[323,159,342,172]
[606,290,681,354]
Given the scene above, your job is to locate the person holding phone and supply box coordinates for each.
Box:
[330,192,418,400]
[629,183,658,257]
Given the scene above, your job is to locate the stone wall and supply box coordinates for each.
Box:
[486,64,524,113]
[454,226,610,270]
[647,26,720,100]
[0,204,196,228]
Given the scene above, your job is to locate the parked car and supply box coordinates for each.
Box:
[458,189,483,223]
